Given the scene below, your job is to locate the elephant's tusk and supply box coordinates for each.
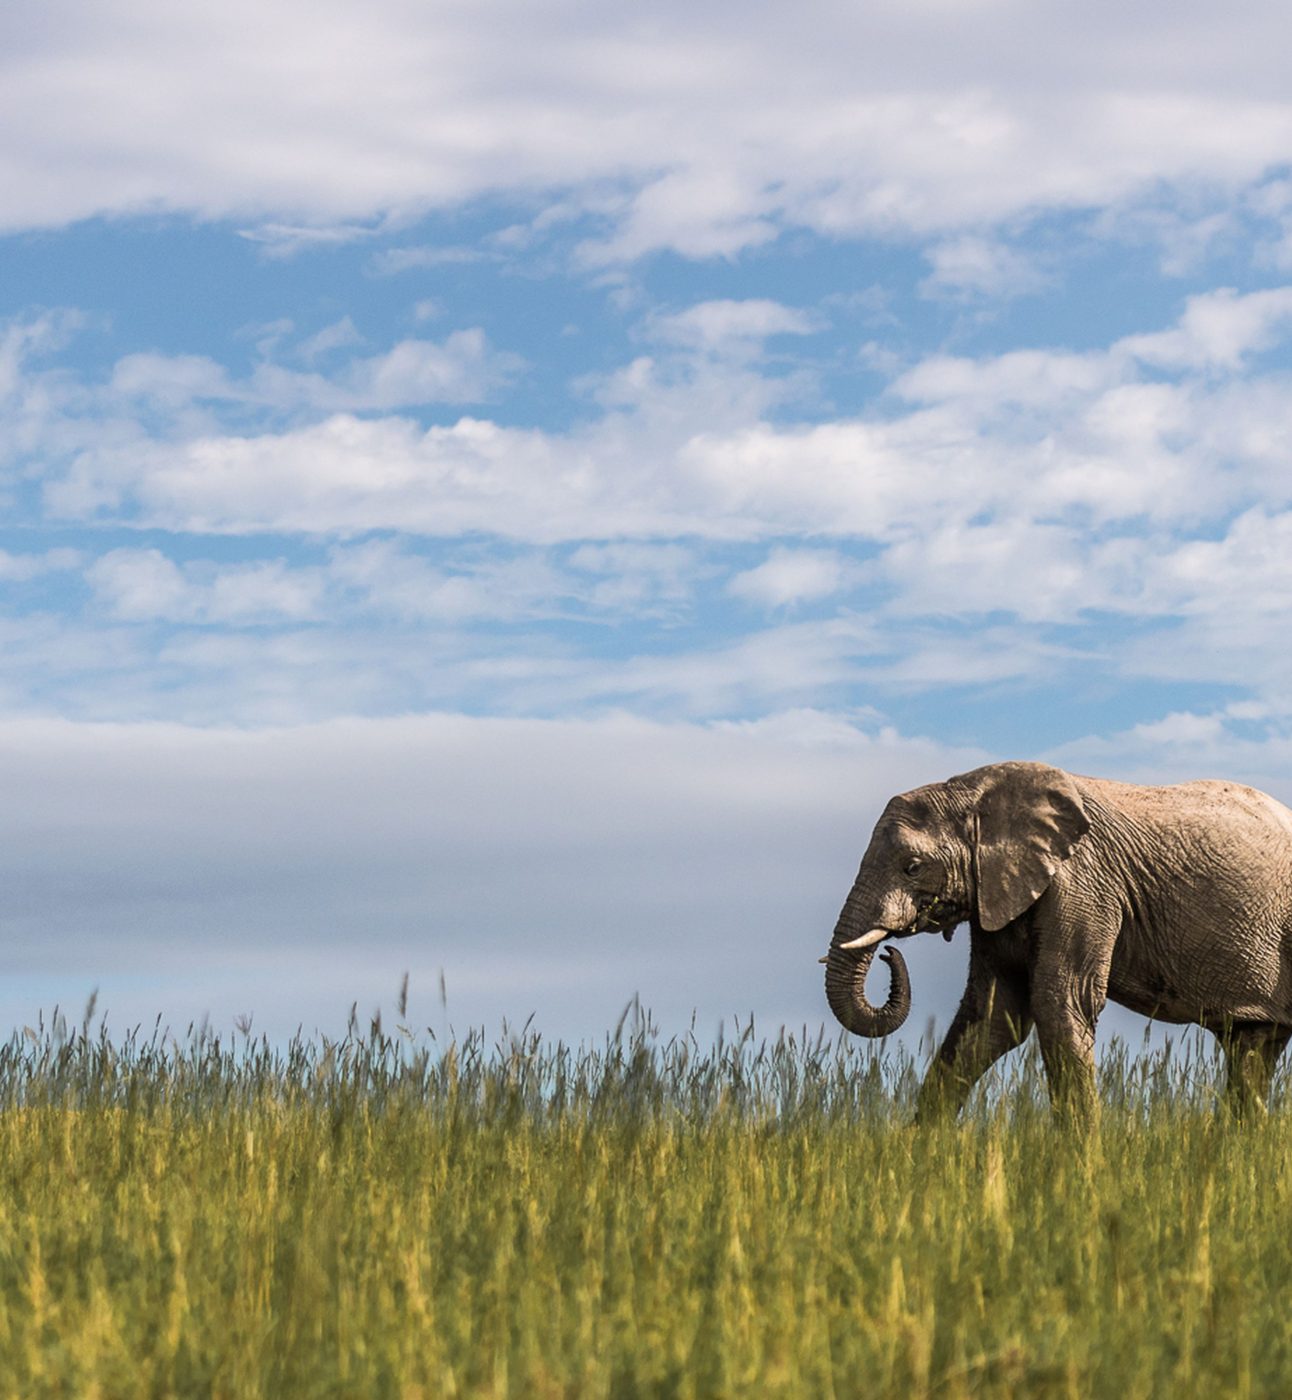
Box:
[818,955,828,963]
[836,928,889,951]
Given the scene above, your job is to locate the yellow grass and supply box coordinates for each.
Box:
[0,1010,1285,1396]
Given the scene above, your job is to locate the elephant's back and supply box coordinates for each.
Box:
[1079,774,1292,864]
[1173,778,1292,834]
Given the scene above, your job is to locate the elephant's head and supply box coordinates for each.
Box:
[824,761,1089,1038]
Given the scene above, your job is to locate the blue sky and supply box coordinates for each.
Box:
[5,0,1292,1045]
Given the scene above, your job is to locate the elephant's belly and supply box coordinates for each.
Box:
[1105,974,1206,1025]
[1108,931,1292,1025]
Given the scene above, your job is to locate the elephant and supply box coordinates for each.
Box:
[822,760,1292,1119]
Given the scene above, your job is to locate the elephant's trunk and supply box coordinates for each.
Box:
[824,896,912,1038]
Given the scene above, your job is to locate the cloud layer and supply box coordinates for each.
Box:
[6,1,1292,258]
[0,711,984,1043]
[39,288,1292,552]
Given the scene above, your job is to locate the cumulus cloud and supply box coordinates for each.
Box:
[110,328,520,411]
[0,548,81,582]
[1141,509,1292,619]
[877,522,1099,622]
[87,549,325,624]
[646,299,822,357]
[728,547,855,608]
[920,236,1050,300]
[1119,285,1292,370]
[565,542,702,614]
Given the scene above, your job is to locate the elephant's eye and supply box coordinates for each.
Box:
[903,857,923,877]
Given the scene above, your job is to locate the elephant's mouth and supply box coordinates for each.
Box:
[831,896,967,955]
[903,897,966,939]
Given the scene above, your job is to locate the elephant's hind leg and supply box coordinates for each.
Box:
[1220,1023,1291,1118]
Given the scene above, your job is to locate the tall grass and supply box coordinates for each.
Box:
[0,1003,1287,1396]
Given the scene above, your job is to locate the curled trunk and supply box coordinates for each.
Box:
[824,898,912,1038]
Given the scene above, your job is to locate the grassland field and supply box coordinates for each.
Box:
[0,1001,1288,1397]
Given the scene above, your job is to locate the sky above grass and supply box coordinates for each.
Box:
[5,0,1292,1045]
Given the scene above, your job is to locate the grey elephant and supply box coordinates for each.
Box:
[823,760,1292,1118]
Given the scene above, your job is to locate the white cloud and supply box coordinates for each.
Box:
[528,616,882,715]
[235,222,379,258]
[0,548,81,582]
[86,540,635,632]
[0,571,876,722]
[203,562,324,625]
[1251,182,1292,269]
[370,246,491,275]
[1098,204,1239,278]
[565,542,701,614]
[1142,509,1292,618]
[339,331,521,408]
[109,354,234,407]
[646,299,821,357]
[728,547,854,608]
[891,346,1111,407]
[51,537,725,721]
[877,522,1098,622]
[327,540,577,624]
[869,625,1086,692]
[920,236,1049,300]
[87,549,324,624]
[584,168,782,264]
[4,3,1292,259]
[296,317,364,361]
[110,328,520,411]
[1120,286,1292,370]
[0,310,87,398]
[1081,509,1292,699]
[86,549,194,621]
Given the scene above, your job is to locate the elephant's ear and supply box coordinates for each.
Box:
[970,764,1089,932]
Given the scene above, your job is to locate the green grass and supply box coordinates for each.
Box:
[0,1006,1288,1396]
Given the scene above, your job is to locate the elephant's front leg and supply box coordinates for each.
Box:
[915,967,1031,1122]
